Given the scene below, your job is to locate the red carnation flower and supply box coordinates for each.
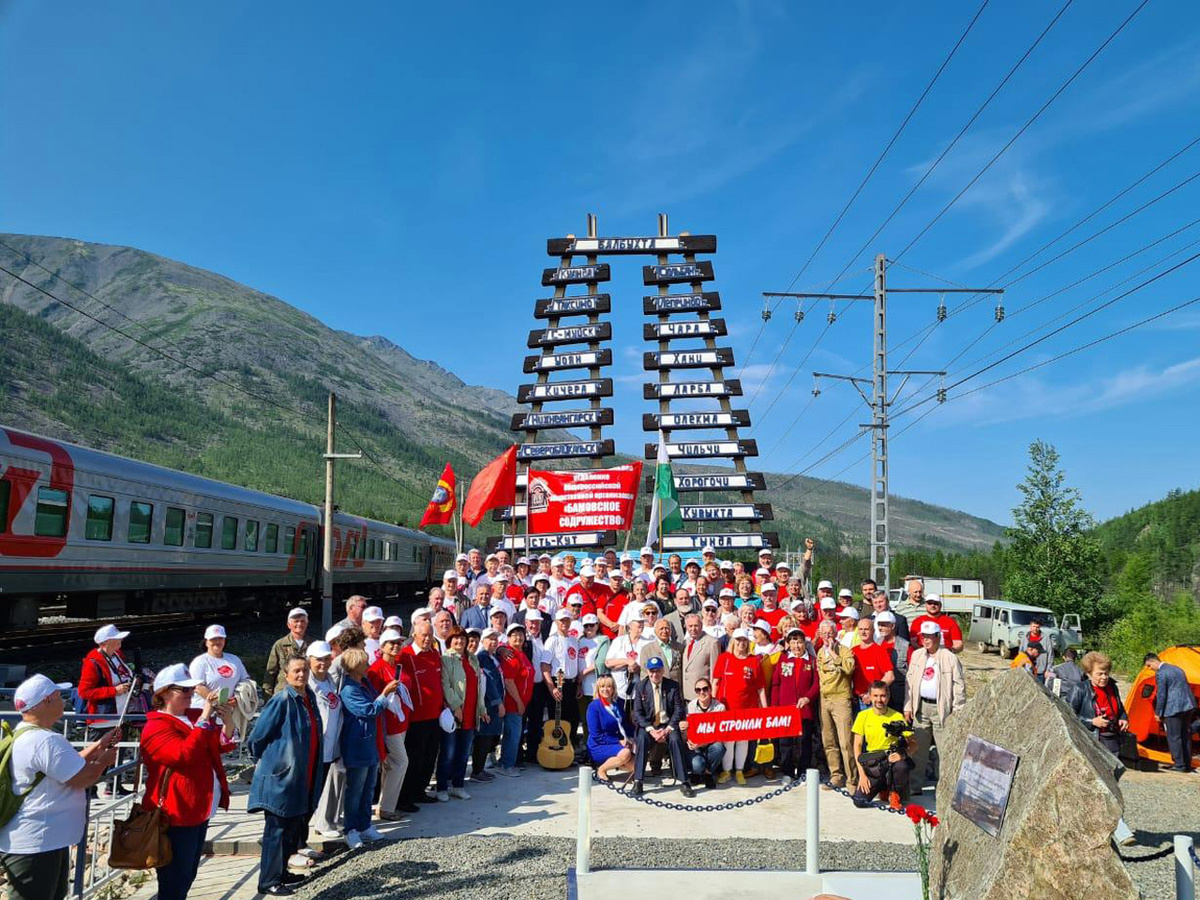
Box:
[905,803,924,824]
[929,815,940,827]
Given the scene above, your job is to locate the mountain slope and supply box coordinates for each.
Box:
[0,233,1005,548]
[1093,487,1200,598]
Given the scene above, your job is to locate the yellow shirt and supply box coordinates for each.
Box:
[851,707,907,753]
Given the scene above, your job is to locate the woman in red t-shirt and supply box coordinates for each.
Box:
[712,629,767,784]
[496,625,534,775]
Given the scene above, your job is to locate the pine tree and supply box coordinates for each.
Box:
[1004,440,1107,631]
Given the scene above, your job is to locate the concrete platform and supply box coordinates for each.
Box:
[573,869,923,900]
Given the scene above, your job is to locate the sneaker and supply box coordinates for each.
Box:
[449,787,471,800]
[436,790,450,802]
[472,770,495,783]
[735,769,746,785]
[495,766,521,777]
[261,885,294,896]
[345,831,364,850]
[297,847,324,860]
[362,827,388,842]
[780,774,793,786]
[314,828,342,839]
[286,853,313,869]
[888,791,902,810]
[716,771,731,785]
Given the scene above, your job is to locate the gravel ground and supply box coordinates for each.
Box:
[1118,770,1200,899]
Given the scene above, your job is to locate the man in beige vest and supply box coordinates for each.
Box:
[679,614,720,702]
[904,621,967,793]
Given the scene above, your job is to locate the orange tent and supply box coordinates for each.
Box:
[1125,646,1200,767]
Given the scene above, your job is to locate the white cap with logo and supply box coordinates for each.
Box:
[13,674,72,712]
[306,641,333,658]
[94,624,131,644]
[151,663,200,694]
[204,624,227,641]
[287,607,308,620]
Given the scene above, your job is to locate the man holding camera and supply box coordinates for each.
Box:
[851,681,915,810]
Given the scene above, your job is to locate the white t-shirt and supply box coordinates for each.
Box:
[543,632,581,680]
[0,727,87,853]
[578,638,599,696]
[365,639,381,666]
[547,577,573,609]
[170,715,221,818]
[526,637,547,684]
[606,634,652,697]
[189,652,249,708]
[309,676,344,763]
[702,623,724,641]
[919,655,941,702]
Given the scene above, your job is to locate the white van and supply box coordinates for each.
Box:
[888,576,985,616]
[967,600,1083,658]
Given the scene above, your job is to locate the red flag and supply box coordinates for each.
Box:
[463,445,517,527]
[419,463,457,528]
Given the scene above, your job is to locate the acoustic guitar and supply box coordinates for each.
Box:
[537,672,575,770]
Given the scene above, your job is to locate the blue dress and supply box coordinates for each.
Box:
[587,698,631,764]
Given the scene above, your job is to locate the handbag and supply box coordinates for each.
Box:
[110,768,172,870]
[753,741,776,765]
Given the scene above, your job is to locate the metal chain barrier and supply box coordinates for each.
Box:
[1115,845,1177,863]
[591,769,922,816]
[1190,843,1200,869]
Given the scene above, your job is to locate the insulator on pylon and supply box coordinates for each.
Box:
[994,303,1005,323]
[936,295,947,322]
[762,300,772,322]
[937,388,947,404]
[794,305,804,323]
[812,377,822,398]
[827,302,837,324]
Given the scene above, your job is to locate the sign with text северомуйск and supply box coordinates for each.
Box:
[685,706,803,745]
[526,464,642,534]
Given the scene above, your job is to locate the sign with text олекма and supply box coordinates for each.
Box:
[685,706,803,745]
[526,464,642,534]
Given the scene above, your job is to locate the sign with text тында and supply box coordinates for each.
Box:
[658,532,778,551]
[526,464,642,534]
[685,706,802,745]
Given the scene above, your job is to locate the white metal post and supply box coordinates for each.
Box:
[577,767,592,875]
[1176,834,1195,900]
[806,767,820,875]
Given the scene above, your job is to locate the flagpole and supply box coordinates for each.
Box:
[454,482,462,555]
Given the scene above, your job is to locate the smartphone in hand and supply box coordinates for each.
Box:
[217,687,230,705]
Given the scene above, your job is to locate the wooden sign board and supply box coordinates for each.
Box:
[658,532,779,552]
[644,348,734,370]
[547,235,717,256]
[643,503,773,523]
[527,322,612,348]
[534,294,612,319]
[643,293,721,314]
[512,409,614,431]
[487,531,616,552]
[643,439,758,460]
[644,379,742,399]
[644,319,727,340]
[517,378,614,403]
[642,410,751,431]
[523,349,612,373]
[643,261,715,285]
[516,439,614,462]
[541,264,611,286]
[644,472,767,492]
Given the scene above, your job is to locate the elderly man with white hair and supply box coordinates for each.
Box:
[264,609,310,699]
[335,595,368,630]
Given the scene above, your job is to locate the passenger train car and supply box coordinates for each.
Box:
[0,427,455,627]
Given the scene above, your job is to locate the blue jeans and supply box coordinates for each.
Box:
[258,813,306,892]
[690,742,726,776]
[157,822,208,900]
[501,713,524,768]
[436,727,476,790]
[342,764,378,834]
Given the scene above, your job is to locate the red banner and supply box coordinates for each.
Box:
[684,706,803,745]
[526,463,642,533]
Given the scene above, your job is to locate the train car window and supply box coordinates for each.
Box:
[195,512,214,548]
[221,516,238,551]
[245,520,259,552]
[128,502,153,544]
[285,525,296,554]
[358,534,367,560]
[299,527,308,556]
[34,487,70,537]
[85,495,115,541]
[265,523,279,553]
[0,480,10,533]
[368,538,376,560]
[164,507,185,546]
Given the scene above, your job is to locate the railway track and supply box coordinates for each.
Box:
[1,612,222,654]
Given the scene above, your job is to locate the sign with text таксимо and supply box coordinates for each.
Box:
[534,294,612,319]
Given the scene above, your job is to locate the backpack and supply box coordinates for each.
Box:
[0,723,47,828]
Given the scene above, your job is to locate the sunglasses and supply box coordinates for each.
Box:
[171,686,195,694]
[696,686,711,693]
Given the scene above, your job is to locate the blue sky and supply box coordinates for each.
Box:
[2,1,1199,526]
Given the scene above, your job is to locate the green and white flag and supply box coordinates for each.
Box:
[646,432,683,548]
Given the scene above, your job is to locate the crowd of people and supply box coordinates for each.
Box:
[3,541,1197,900]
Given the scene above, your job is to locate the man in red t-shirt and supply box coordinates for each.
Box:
[565,565,611,619]
[397,622,443,806]
[910,595,963,653]
[850,617,894,703]
[757,584,788,638]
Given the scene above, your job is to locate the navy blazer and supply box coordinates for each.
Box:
[248,685,326,818]
[1155,663,1197,718]
[632,676,686,731]
[476,650,506,738]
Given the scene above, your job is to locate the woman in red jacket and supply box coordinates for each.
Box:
[78,624,135,718]
[139,663,230,900]
[711,629,766,784]
[770,628,820,781]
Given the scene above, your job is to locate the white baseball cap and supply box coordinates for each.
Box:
[517,557,531,566]
[384,615,404,629]
[94,623,130,644]
[719,559,734,570]
[925,594,943,604]
[151,663,201,694]
[538,553,553,561]
[410,607,432,623]
[684,558,701,568]
[287,607,308,620]
[761,582,777,594]
[204,624,227,641]
[493,571,511,582]
[640,546,654,557]
[836,607,860,620]
[627,611,645,623]
[581,613,599,625]
[875,611,896,624]
[306,641,333,658]
[534,573,551,584]
[732,627,753,641]
[455,553,469,562]
[700,545,716,555]
[774,561,792,572]
[702,598,719,609]
[719,587,735,598]
[380,628,404,644]
[790,599,806,610]
[443,569,459,582]
[506,623,525,635]
[819,598,837,610]
[554,608,572,620]
[838,588,853,599]
[485,553,498,562]
[12,674,72,712]
[481,628,501,640]
[920,620,943,636]
[755,568,772,579]
[524,610,543,621]
[489,606,509,619]
[758,548,772,557]
[325,624,346,642]
[818,580,834,591]
[752,619,772,634]
[579,565,596,577]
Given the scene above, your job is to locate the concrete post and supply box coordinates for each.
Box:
[806,767,820,875]
[577,767,592,875]
[1176,834,1195,900]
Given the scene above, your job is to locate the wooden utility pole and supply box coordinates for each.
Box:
[322,392,361,632]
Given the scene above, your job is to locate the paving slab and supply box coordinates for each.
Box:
[574,869,922,900]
